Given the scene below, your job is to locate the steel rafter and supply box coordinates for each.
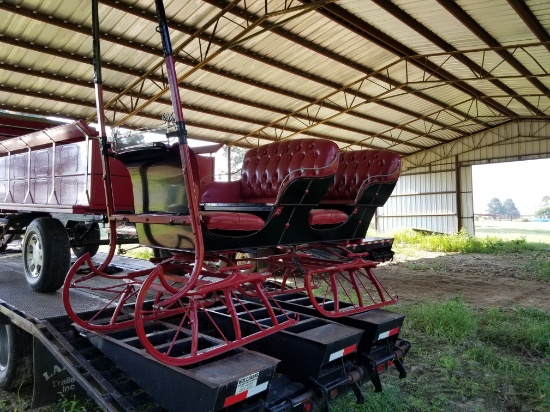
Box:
[0,36,440,148]
[97,0,466,137]
[437,0,550,97]
[106,0,335,127]
[0,85,271,144]
[2,84,425,151]
[0,36,427,147]
[352,97,511,152]
[0,0,481,145]
[368,0,545,117]
[303,0,519,118]
[0,62,428,150]
[232,41,550,146]
[402,120,550,172]
[200,0,477,131]
[508,0,550,54]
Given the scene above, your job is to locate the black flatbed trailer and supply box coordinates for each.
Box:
[0,247,409,412]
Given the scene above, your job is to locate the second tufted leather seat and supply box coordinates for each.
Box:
[308,149,401,239]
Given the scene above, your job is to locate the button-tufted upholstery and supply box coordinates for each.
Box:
[323,149,401,204]
[309,149,401,226]
[201,138,339,204]
[241,139,339,202]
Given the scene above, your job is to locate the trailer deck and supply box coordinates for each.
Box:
[0,248,409,412]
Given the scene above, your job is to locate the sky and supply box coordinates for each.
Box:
[472,158,550,216]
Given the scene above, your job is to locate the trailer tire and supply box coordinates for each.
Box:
[67,221,101,258]
[23,217,71,292]
[0,323,33,390]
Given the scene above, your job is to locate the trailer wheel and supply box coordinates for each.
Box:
[23,217,71,292]
[67,221,101,258]
[0,323,33,389]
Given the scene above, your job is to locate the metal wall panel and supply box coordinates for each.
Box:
[376,120,549,235]
[460,166,474,235]
[376,169,459,234]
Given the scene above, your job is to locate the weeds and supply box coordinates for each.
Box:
[332,299,549,412]
[541,360,550,408]
[479,307,550,356]
[56,396,87,412]
[529,250,550,282]
[120,247,153,260]
[401,297,477,344]
[392,228,550,280]
[392,228,548,254]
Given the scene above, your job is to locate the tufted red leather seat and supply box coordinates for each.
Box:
[309,149,401,226]
[117,138,340,251]
[201,138,339,205]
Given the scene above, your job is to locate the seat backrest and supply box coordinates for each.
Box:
[240,138,339,203]
[322,149,401,205]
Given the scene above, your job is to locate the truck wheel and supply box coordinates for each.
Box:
[23,217,71,292]
[67,221,101,258]
[0,323,33,389]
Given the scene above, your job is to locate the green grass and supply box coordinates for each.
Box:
[475,220,550,244]
[479,307,550,356]
[401,297,477,344]
[392,228,548,254]
[119,246,154,260]
[54,396,97,412]
[333,298,550,412]
[389,229,550,281]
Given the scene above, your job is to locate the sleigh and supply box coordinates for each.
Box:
[61,1,402,368]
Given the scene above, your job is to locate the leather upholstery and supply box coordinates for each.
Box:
[241,139,339,201]
[201,138,339,204]
[200,180,242,203]
[200,211,264,231]
[308,209,349,226]
[323,149,401,203]
[309,149,401,226]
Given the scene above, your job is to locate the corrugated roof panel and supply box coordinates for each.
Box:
[279,11,401,72]
[0,0,547,156]
[457,0,542,44]
[395,0,487,49]
[339,0,445,55]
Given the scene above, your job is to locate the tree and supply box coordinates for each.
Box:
[502,198,520,220]
[218,146,246,181]
[487,197,505,217]
[114,132,145,150]
[535,195,550,219]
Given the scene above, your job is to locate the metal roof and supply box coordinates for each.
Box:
[0,0,549,155]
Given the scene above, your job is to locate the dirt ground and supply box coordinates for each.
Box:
[1,248,549,411]
[376,248,550,311]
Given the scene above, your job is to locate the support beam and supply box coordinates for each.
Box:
[369,0,545,116]
[304,0,520,117]
[437,0,550,96]
[508,0,550,54]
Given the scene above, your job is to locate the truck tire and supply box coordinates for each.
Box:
[67,221,101,258]
[23,217,71,292]
[0,323,33,389]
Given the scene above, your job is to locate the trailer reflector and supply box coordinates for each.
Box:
[378,327,400,340]
[328,343,358,362]
[223,381,269,407]
[377,360,394,373]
